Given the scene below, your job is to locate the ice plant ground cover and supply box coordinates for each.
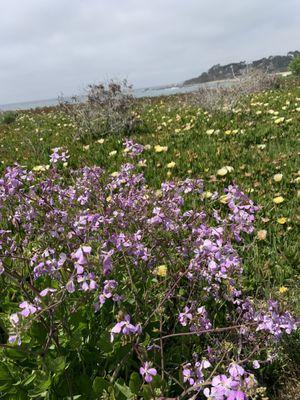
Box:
[0,77,299,399]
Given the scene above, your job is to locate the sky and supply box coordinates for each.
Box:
[0,0,299,104]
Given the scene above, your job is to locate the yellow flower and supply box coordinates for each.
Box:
[154,145,168,153]
[109,150,117,156]
[257,144,266,150]
[110,171,119,177]
[217,166,234,176]
[257,230,267,240]
[32,165,48,172]
[167,161,176,169]
[277,217,287,224]
[202,191,213,199]
[219,195,229,204]
[206,129,214,135]
[217,168,227,176]
[279,286,288,294]
[273,173,283,182]
[273,196,284,204]
[274,117,285,124]
[154,265,168,277]
[225,129,232,135]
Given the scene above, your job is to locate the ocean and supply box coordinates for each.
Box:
[0,81,228,112]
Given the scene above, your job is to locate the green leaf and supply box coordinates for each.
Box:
[76,374,93,395]
[141,385,153,400]
[150,374,162,388]
[46,355,66,374]
[92,377,110,395]
[4,347,27,361]
[7,392,27,400]
[108,386,116,400]
[128,372,141,395]
[28,372,51,398]
[98,334,113,354]
[29,322,47,343]
[0,364,13,390]
[0,364,13,382]
[114,380,134,399]
[28,389,48,398]
[22,372,37,386]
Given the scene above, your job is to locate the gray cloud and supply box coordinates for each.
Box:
[0,0,299,104]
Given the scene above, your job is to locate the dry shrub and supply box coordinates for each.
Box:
[59,79,140,140]
[191,70,280,112]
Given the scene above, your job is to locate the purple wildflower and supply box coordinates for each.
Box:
[110,315,142,342]
[50,147,69,164]
[228,363,245,378]
[179,306,193,326]
[139,362,157,383]
[19,301,37,317]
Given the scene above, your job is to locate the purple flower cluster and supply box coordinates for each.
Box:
[49,147,69,164]
[179,305,212,332]
[183,359,211,386]
[255,300,298,337]
[203,363,257,400]
[95,279,122,310]
[225,185,259,242]
[0,140,297,397]
[123,139,144,157]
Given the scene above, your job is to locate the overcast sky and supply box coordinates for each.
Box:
[0,0,299,104]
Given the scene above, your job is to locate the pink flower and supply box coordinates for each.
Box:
[19,301,37,317]
[140,362,157,383]
[110,315,142,342]
[228,363,245,378]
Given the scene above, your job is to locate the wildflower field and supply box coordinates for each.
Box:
[0,78,299,399]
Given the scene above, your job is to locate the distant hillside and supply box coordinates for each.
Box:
[183,50,300,86]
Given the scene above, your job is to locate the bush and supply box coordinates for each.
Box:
[191,70,280,112]
[0,141,298,399]
[0,110,17,125]
[60,80,141,140]
[289,55,300,76]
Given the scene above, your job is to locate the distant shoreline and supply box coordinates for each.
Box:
[0,71,291,112]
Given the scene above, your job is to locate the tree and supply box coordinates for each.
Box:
[289,55,300,76]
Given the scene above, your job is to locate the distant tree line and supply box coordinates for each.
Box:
[183,50,300,85]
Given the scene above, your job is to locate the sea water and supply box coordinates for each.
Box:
[0,81,229,112]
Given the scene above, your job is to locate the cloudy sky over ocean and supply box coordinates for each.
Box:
[0,0,299,104]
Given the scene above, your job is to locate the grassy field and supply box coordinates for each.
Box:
[0,79,299,397]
